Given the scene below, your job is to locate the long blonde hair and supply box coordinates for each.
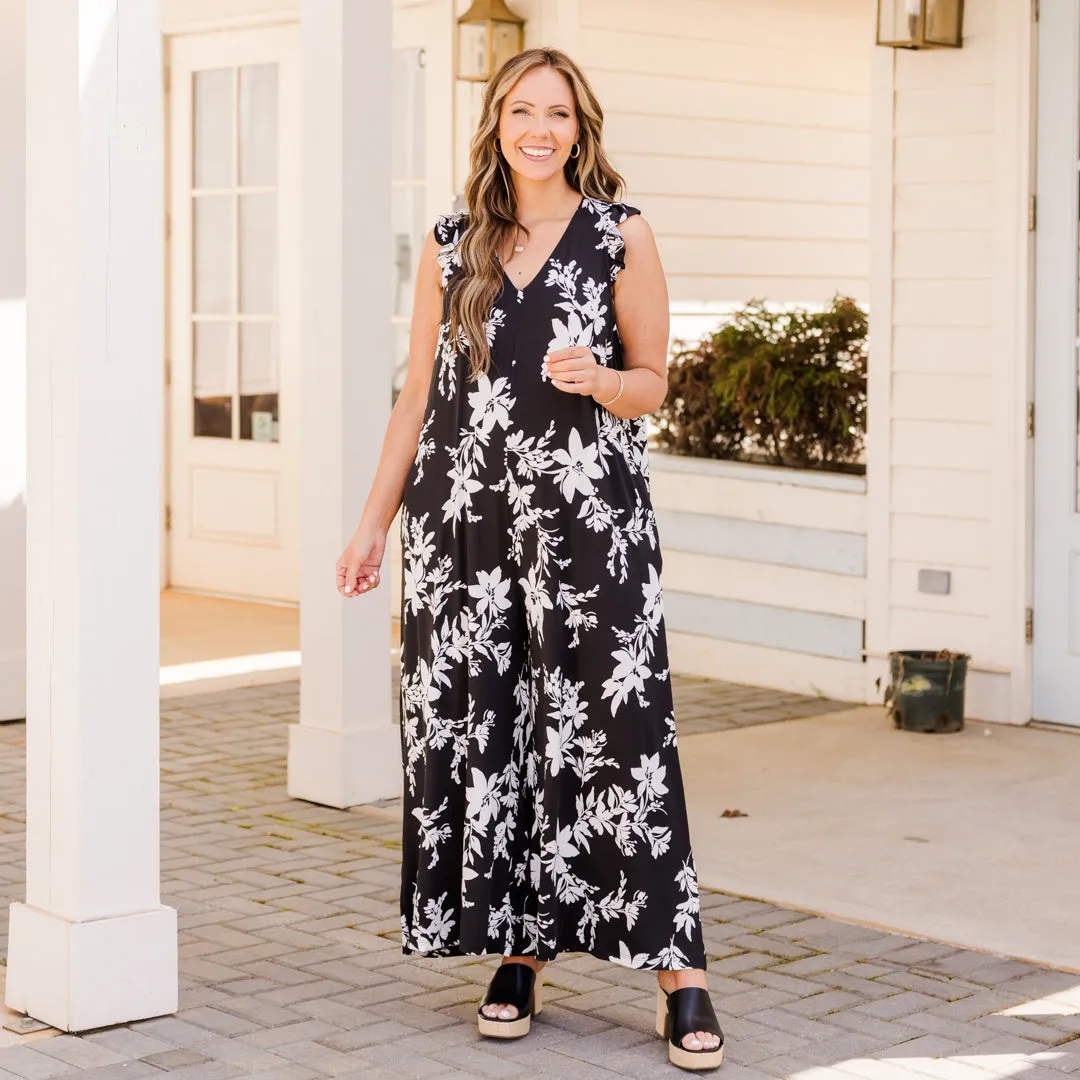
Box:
[450,48,626,381]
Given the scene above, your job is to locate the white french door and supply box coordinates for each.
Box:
[1033,0,1080,724]
[167,26,300,602]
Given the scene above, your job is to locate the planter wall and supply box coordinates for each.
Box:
[389,450,868,703]
[650,451,868,703]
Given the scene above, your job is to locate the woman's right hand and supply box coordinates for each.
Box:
[336,527,387,598]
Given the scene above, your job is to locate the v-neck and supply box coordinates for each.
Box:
[502,197,586,297]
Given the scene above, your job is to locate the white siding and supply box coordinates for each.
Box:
[652,455,868,703]
[578,0,872,311]
[868,0,1033,723]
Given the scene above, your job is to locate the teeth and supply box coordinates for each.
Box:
[520,147,554,158]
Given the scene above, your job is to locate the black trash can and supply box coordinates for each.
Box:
[884,650,969,734]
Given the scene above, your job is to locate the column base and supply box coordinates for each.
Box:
[5,903,178,1032]
[287,722,402,808]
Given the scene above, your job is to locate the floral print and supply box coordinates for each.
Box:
[398,198,707,971]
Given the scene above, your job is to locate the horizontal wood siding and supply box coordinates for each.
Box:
[655,508,867,578]
[580,0,872,308]
[652,455,867,699]
[665,590,864,661]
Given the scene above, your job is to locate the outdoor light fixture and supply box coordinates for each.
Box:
[876,0,964,48]
[456,0,525,82]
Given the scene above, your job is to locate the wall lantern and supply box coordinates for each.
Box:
[877,0,964,49]
[456,0,525,82]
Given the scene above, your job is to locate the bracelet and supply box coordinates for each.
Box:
[596,369,624,408]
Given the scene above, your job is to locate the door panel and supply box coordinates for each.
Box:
[1033,0,1080,724]
[168,25,299,602]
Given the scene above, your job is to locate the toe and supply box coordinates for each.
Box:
[481,1003,518,1020]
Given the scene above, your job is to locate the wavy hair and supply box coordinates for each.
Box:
[449,48,625,381]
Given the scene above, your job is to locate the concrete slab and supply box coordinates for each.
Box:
[160,591,300,697]
[681,706,1080,973]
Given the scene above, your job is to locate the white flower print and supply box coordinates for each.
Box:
[602,643,653,715]
[520,563,554,640]
[467,374,514,436]
[549,309,594,352]
[468,567,512,618]
[551,427,604,502]
[411,797,452,867]
[631,753,669,801]
[611,941,651,969]
[674,858,701,941]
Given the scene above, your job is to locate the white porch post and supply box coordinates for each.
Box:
[7,0,178,1032]
[288,0,399,808]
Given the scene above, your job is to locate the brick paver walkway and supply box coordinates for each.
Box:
[0,680,1075,1079]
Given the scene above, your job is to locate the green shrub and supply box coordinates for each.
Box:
[653,296,868,473]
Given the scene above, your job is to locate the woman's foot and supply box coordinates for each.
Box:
[479,956,547,1021]
[657,968,722,1054]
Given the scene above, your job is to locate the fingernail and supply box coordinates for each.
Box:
[344,586,352,593]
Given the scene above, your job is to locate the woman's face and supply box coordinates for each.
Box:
[496,66,579,183]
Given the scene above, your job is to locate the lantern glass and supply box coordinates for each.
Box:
[490,21,522,74]
[877,0,963,48]
[458,22,488,82]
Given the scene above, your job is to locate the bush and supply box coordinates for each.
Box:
[653,297,868,473]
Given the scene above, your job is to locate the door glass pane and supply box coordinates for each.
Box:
[239,64,278,187]
[239,193,277,314]
[193,68,233,189]
[193,195,233,314]
[193,321,232,438]
[239,322,279,442]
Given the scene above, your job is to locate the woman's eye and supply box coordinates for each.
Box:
[513,107,528,115]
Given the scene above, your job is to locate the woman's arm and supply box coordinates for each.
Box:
[544,213,670,419]
[336,228,443,597]
[600,214,669,418]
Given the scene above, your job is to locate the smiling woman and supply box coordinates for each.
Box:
[335,47,725,1072]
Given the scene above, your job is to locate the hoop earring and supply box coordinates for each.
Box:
[495,137,502,154]
[569,143,581,159]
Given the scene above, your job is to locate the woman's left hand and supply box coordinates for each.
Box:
[544,345,619,401]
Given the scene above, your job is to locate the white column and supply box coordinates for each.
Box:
[6,0,177,1032]
[289,0,400,808]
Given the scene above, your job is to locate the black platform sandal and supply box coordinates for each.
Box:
[655,985,725,1071]
[477,962,543,1039]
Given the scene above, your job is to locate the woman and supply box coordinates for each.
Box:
[335,47,724,1072]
